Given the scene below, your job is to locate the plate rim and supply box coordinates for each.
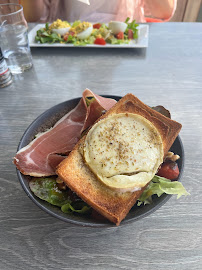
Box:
[16,95,184,227]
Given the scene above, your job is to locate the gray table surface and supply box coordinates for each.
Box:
[0,22,202,270]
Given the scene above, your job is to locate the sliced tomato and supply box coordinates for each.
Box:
[157,161,180,180]
[94,37,106,45]
[128,29,133,39]
[93,23,102,29]
[116,31,124,40]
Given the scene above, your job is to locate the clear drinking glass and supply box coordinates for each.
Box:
[0,3,32,74]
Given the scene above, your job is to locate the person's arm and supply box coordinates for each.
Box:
[20,0,44,22]
[144,0,176,20]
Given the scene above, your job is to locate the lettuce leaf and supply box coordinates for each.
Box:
[35,28,63,44]
[29,177,70,207]
[106,37,129,45]
[29,177,91,214]
[29,175,189,216]
[137,175,190,206]
[124,17,139,39]
[61,202,90,214]
[71,20,81,28]
[45,22,49,31]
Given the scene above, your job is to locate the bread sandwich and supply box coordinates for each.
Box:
[56,94,182,225]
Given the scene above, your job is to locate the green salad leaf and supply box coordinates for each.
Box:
[61,202,90,214]
[125,17,130,24]
[29,175,189,216]
[106,37,129,45]
[66,34,77,43]
[101,23,108,29]
[29,177,91,214]
[124,17,139,39]
[137,175,190,206]
[73,36,96,46]
[35,28,63,44]
[71,20,81,28]
[45,22,49,31]
[30,177,70,207]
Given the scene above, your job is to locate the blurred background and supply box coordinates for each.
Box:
[169,0,202,22]
[1,0,202,22]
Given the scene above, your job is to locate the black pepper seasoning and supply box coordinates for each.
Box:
[0,47,12,88]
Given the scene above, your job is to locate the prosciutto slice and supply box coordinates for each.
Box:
[14,89,116,176]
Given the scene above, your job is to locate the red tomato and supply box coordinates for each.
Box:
[157,161,180,180]
[63,31,75,41]
[116,32,124,40]
[63,34,68,41]
[94,37,106,45]
[93,23,102,29]
[69,31,75,36]
[128,29,133,39]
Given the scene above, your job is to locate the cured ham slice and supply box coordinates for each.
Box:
[14,89,116,177]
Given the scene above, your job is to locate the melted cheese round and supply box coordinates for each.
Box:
[83,113,164,192]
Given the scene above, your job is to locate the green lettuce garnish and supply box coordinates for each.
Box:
[45,22,49,31]
[70,35,95,46]
[101,23,108,29]
[106,37,130,45]
[29,177,70,207]
[66,34,76,43]
[137,175,190,206]
[29,175,189,216]
[35,28,63,44]
[71,20,81,28]
[61,202,90,214]
[124,17,139,39]
[29,178,91,214]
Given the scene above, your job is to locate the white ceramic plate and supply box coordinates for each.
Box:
[28,24,149,48]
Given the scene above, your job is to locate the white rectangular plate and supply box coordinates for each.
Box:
[28,24,149,48]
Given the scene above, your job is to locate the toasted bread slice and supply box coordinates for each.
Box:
[57,94,182,225]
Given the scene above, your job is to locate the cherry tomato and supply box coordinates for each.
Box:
[128,29,133,39]
[157,161,180,180]
[116,31,124,40]
[93,23,102,29]
[94,37,106,45]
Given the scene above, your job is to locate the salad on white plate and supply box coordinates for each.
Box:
[35,18,139,46]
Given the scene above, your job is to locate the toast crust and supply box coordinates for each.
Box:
[57,94,182,225]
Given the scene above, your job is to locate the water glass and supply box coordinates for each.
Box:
[0,3,32,74]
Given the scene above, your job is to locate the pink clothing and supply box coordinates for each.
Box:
[40,0,176,23]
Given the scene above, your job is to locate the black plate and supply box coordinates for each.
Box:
[16,95,184,227]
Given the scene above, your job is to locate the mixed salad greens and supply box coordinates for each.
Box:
[137,175,189,206]
[35,18,139,46]
[30,177,91,214]
[30,175,189,217]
